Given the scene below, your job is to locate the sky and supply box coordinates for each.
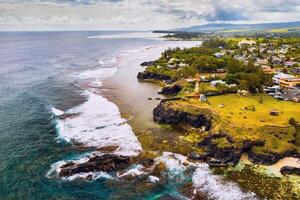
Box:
[0,0,300,31]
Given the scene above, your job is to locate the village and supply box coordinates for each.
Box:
[161,38,300,103]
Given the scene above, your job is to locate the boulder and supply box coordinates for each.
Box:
[137,71,173,82]
[280,166,300,175]
[59,154,130,177]
[159,84,182,96]
[140,61,155,67]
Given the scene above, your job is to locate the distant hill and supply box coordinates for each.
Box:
[173,21,300,33]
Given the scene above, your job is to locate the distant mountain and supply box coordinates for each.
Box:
[174,21,300,33]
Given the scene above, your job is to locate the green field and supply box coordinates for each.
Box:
[170,94,300,154]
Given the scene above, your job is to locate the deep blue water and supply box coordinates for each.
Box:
[0,31,168,200]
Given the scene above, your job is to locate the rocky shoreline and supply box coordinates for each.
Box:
[152,99,300,170]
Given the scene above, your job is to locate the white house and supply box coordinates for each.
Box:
[272,72,295,84]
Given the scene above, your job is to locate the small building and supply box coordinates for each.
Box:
[167,64,176,69]
[256,58,268,65]
[272,73,295,84]
[284,61,297,67]
[210,80,227,87]
[214,52,225,58]
[178,63,187,68]
[199,94,207,102]
[216,68,226,73]
[270,110,279,116]
[292,67,300,75]
[261,65,276,74]
[272,56,282,65]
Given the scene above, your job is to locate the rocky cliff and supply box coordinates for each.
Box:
[153,100,212,130]
[137,71,173,82]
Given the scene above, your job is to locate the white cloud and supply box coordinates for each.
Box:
[0,0,299,30]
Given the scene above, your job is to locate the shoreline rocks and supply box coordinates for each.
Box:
[59,154,131,177]
[153,100,212,130]
[158,84,183,95]
[280,166,300,175]
[137,71,173,82]
[140,61,155,67]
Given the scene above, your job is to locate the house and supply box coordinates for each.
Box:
[284,61,297,67]
[234,55,246,62]
[263,85,281,93]
[261,65,276,74]
[272,56,282,65]
[273,73,300,89]
[292,67,300,75]
[216,68,226,73]
[248,47,256,52]
[279,77,300,89]
[167,64,176,69]
[214,52,225,58]
[199,94,207,102]
[256,58,268,65]
[210,80,227,87]
[278,48,288,54]
[270,110,279,116]
[273,73,295,84]
[238,39,256,47]
[168,58,179,64]
[178,63,187,68]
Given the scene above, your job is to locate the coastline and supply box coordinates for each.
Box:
[101,40,300,199]
[102,42,200,154]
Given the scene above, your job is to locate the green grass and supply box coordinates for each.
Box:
[194,94,300,128]
[167,94,300,154]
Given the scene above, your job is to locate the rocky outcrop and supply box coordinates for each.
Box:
[140,61,155,67]
[59,154,131,177]
[196,133,268,166]
[280,166,300,175]
[153,100,212,130]
[248,149,300,165]
[158,84,182,95]
[248,151,281,165]
[137,71,173,82]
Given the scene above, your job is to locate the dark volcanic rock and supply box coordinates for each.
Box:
[198,134,269,165]
[59,154,130,177]
[159,84,183,95]
[140,61,155,67]
[280,166,300,175]
[153,100,212,129]
[137,71,173,82]
[248,149,300,165]
[248,151,281,165]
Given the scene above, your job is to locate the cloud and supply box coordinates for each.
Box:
[0,0,299,30]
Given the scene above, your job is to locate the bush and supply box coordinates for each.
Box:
[289,117,298,126]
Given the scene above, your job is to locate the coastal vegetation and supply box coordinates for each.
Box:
[137,35,300,198]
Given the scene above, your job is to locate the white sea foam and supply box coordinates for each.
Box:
[64,171,113,181]
[52,107,64,116]
[118,164,147,178]
[192,163,258,200]
[78,67,117,80]
[155,152,190,176]
[56,91,142,156]
[148,175,160,183]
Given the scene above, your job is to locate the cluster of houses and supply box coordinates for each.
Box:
[215,39,299,75]
[263,72,300,102]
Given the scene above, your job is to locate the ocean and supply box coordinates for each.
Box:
[0,31,258,200]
